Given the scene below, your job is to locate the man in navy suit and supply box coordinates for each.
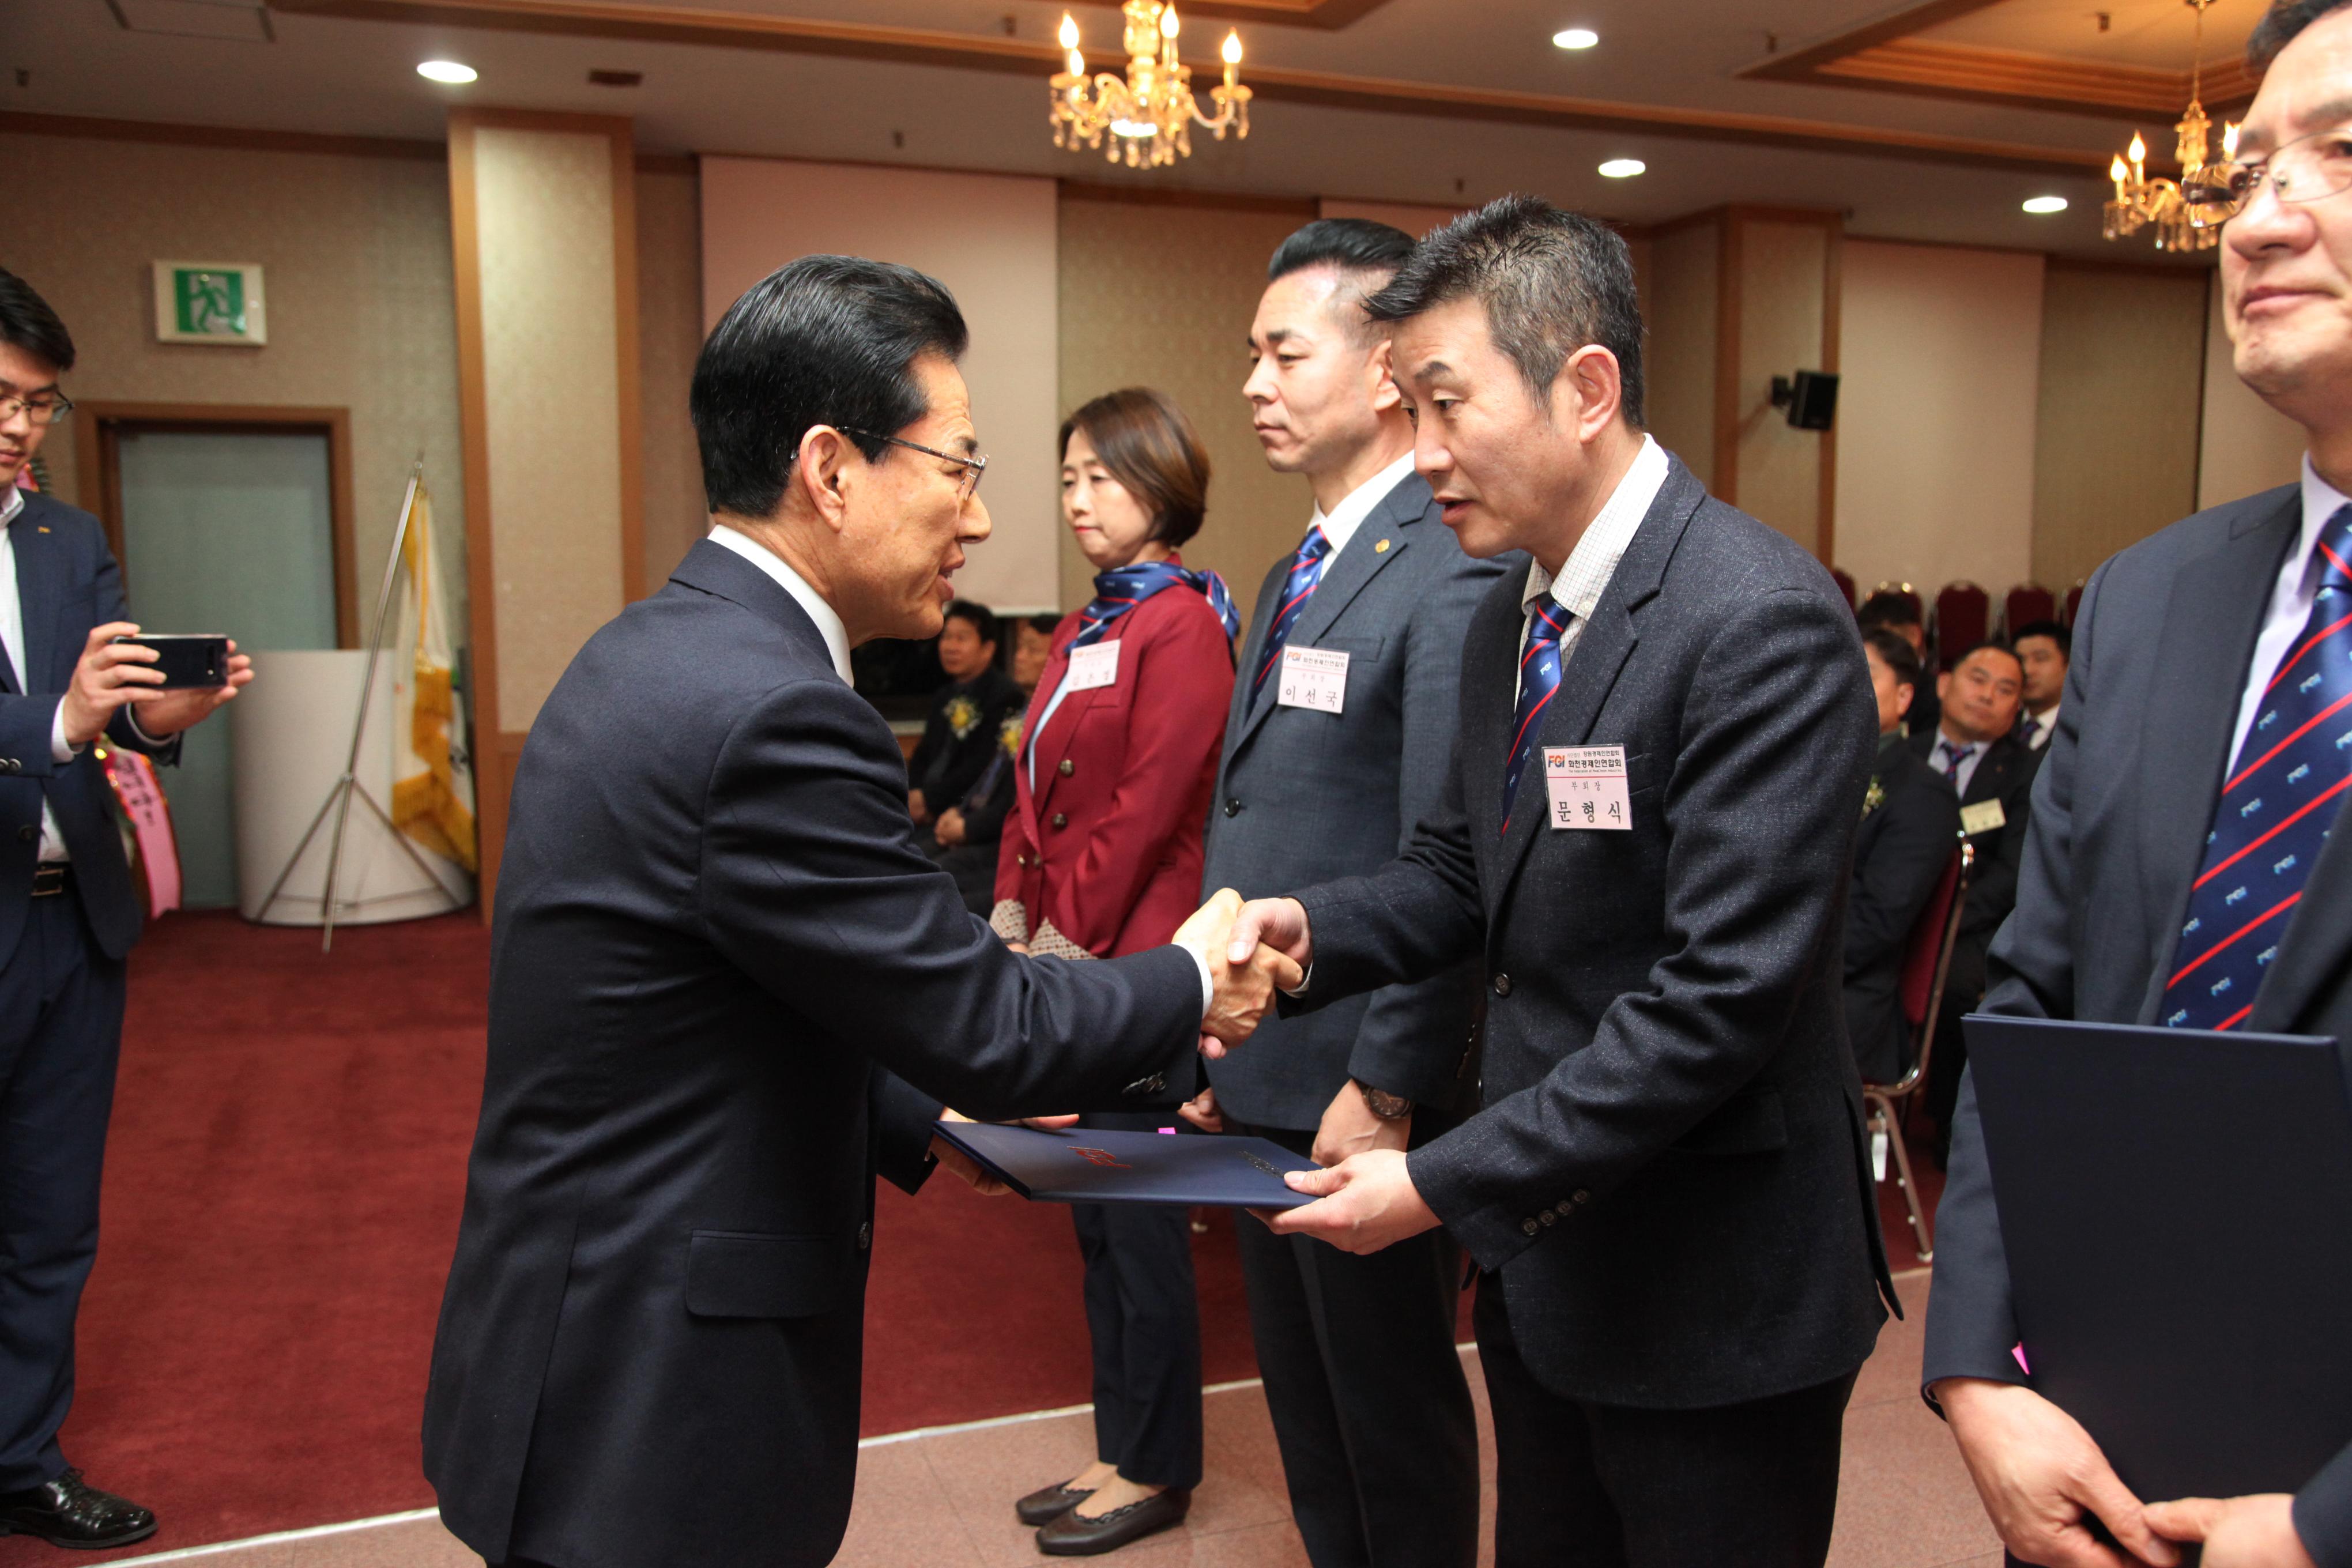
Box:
[0,269,252,1550]
[1928,6,2352,1566]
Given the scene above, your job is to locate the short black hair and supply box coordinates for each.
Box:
[1269,218,1418,345]
[691,254,968,518]
[1951,640,2023,675]
[1862,628,1923,692]
[2251,0,2351,65]
[1857,591,1924,632]
[1023,612,1060,638]
[944,599,997,646]
[0,269,76,374]
[2012,619,2071,658]
[1363,194,1645,428]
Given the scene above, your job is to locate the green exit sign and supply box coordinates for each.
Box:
[152,261,267,345]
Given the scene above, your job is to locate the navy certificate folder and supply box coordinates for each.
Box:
[1966,1013,2352,1503]
[929,1122,1319,1208]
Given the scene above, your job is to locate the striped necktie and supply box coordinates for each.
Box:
[1936,739,1976,783]
[1502,597,1573,833]
[2162,502,2352,1030]
[1249,523,1333,708]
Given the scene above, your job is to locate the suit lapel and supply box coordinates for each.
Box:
[14,510,59,694]
[1226,555,1301,760]
[2134,491,2302,1022]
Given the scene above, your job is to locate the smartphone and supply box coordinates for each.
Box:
[110,634,231,689]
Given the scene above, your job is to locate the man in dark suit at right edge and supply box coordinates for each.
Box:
[1927,6,2352,1566]
[1221,195,1892,1567]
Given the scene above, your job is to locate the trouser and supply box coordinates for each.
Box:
[1231,1118,1479,1568]
[0,884,128,1492]
[1070,1111,1203,1490]
[1474,1276,1856,1568]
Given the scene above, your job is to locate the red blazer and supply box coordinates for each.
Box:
[995,565,1235,959]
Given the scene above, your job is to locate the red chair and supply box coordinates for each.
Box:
[2064,579,2085,626]
[1864,837,1973,1262]
[1829,566,1857,612]
[1932,581,1990,668]
[1869,581,1922,623]
[2002,583,2056,639]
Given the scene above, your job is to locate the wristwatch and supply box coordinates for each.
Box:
[1356,1081,1412,1121]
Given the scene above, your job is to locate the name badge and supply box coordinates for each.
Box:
[1277,646,1350,714]
[1065,640,1120,693]
[1959,798,2008,836]
[1543,745,1631,831]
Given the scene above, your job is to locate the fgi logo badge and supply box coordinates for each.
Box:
[174,269,246,337]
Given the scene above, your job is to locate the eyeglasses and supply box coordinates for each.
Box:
[839,428,988,501]
[0,392,73,428]
[2184,125,2352,225]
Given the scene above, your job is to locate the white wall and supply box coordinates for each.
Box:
[2199,270,2308,511]
[1317,198,1469,236]
[699,156,1060,611]
[1834,240,2045,598]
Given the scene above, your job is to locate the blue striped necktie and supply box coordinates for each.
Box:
[1249,523,1333,708]
[2163,502,2352,1030]
[1502,597,1573,834]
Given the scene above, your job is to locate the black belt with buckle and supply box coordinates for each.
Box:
[30,863,68,898]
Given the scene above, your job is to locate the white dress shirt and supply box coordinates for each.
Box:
[1516,434,1669,695]
[2230,457,2351,766]
[2019,705,2059,751]
[707,523,853,684]
[1,485,79,862]
[1311,450,1417,560]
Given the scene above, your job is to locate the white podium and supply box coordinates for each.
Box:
[232,649,473,925]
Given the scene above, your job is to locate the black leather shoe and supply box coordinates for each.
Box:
[1015,1480,1096,1526]
[0,1469,158,1548]
[1035,1487,1190,1556]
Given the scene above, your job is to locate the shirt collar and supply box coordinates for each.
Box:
[1311,450,1417,558]
[706,523,854,684]
[2298,454,2351,591]
[1522,433,1669,620]
[0,484,21,530]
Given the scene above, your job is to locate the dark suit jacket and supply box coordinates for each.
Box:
[423,540,1203,1568]
[1924,484,2352,1564]
[1845,736,1961,1084]
[1909,725,2042,1005]
[908,664,1024,812]
[1201,470,1512,1129]
[0,491,178,964]
[1283,454,1892,1409]
[945,691,1024,849]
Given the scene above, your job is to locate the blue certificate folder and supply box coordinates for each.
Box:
[1966,1013,2352,1504]
[929,1122,1320,1209]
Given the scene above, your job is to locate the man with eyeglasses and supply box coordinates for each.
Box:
[1927,6,2352,1566]
[0,269,252,1551]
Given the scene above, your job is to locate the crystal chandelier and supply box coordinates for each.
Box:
[2104,0,2238,252]
[1050,3,1252,169]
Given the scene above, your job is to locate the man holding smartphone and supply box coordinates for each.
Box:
[0,267,251,1551]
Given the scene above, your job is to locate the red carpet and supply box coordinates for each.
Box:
[1,911,1938,1563]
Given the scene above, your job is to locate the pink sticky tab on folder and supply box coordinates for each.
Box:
[1158,1127,1176,1134]
[2012,1343,2031,1375]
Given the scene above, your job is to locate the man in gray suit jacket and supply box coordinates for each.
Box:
[1186,218,1504,1568]
[1223,197,1890,1567]
[1927,8,2352,1566]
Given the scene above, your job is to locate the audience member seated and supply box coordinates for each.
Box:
[907,599,1024,837]
[930,613,1056,914]
[1846,631,1961,1085]
[1859,589,1939,738]
[1910,640,2042,1152]
[2011,618,2069,751]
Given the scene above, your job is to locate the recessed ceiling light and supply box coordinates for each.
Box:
[2022,194,2069,214]
[417,59,478,84]
[1553,27,1600,49]
[1599,158,1646,179]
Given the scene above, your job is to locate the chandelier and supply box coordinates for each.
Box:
[2104,0,2238,251]
[1050,3,1252,169]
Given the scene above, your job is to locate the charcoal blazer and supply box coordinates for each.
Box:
[1845,739,1962,1084]
[423,540,1203,1568]
[1201,469,1512,1128]
[0,490,178,964]
[1926,484,2352,1559]
[1280,454,1893,1409]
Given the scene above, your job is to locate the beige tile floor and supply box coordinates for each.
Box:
[104,1270,1998,1568]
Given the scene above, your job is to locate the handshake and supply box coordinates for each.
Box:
[1173,889,1315,1056]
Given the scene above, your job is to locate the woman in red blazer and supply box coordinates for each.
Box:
[992,388,1235,1555]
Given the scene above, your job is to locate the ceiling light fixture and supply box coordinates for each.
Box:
[1553,28,1600,49]
[416,59,477,84]
[1598,158,1646,179]
[2022,195,2069,214]
[2104,0,2233,251]
[1051,5,1250,170]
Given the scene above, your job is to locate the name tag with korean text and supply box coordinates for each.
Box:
[1544,745,1631,831]
[1066,640,1120,693]
[1959,798,2008,837]
[1277,646,1350,715]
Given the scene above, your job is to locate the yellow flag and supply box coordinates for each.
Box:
[389,483,478,873]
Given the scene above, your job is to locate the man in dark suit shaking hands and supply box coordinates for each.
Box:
[1928,7,2352,1566]
[423,256,1296,1568]
[1219,196,1890,1567]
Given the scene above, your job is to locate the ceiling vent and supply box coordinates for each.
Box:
[106,0,276,43]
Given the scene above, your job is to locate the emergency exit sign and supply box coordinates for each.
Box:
[152,261,267,345]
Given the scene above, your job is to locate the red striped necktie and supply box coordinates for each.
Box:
[1249,523,1333,708]
[1502,598,1573,834]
